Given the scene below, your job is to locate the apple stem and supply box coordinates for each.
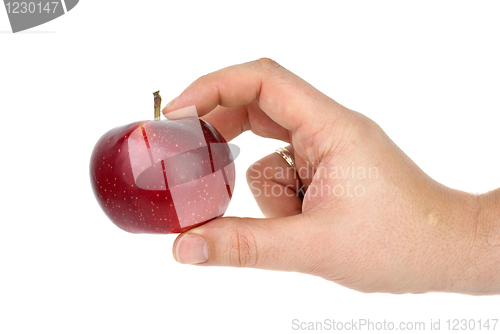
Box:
[153,90,162,120]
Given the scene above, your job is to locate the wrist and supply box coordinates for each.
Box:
[474,190,500,294]
[448,189,500,294]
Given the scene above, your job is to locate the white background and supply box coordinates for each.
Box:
[1,1,500,333]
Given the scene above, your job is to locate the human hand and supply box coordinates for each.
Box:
[163,58,500,294]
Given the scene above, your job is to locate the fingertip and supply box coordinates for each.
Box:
[161,96,178,116]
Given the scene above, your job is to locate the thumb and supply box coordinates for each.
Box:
[172,215,318,272]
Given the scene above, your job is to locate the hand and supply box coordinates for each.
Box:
[162,58,500,294]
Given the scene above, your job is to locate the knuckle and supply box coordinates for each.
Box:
[226,224,259,267]
[196,73,210,85]
[256,57,281,72]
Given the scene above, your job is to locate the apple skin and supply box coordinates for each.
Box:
[90,118,235,234]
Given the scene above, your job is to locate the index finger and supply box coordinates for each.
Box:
[162,58,333,136]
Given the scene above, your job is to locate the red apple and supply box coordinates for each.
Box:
[89,92,235,234]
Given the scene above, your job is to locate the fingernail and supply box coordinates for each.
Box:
[165,97,176,108]
[175,234,209,264]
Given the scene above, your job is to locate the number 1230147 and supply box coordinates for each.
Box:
[5,2,59,14]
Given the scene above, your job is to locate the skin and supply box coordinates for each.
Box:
[163,58,500,294]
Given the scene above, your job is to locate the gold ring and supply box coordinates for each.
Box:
[275,147,296,171]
